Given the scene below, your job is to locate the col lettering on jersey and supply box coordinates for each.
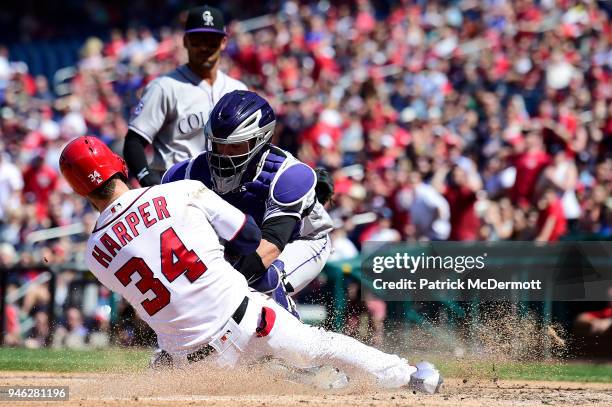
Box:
[85,181,249,355]
[128,65,247,172]
[177,110,208,135]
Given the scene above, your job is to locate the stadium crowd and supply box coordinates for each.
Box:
[0,0,610,348]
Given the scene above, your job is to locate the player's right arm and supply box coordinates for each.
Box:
[124,81,170,187]
[124,131,160,186]
[85,239,124,294]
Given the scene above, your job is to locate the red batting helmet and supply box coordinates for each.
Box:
[59,136,128,196]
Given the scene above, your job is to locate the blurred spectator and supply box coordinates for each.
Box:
[0,46,10,94]
[511,130,551,207]
[573,287,612,358]
[329,226,359,261]
[79,37,105,71]
[575,287,612,336]
[104,29,125,59]
[22,156,58,222]
[540,147,582,230]
[0,151,23,219]
[480,198,515,241]
[407,172,450,241]
[52,307,88,349]
[21,279,51,317]
[575,305,612,337]
[444,165,482,241]
[3,284,21,346]
[24,310,50,349]
[536,188,568,242]
[359,209,401,242]
[0,243,17,267]
[88,305,111,349]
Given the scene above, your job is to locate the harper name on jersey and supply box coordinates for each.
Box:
[90,194,170,268]
[162,145,334,241]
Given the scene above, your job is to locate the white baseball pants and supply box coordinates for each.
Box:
[278,236,332,295]
[205,291,415,388]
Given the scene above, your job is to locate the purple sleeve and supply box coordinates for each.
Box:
[225,215,261,255]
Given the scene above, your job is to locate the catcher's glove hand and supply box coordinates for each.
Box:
[314,168,334,205]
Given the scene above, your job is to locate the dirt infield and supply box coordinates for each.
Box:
[0,369,610,407]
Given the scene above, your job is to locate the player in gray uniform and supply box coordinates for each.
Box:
[123,5,247,187]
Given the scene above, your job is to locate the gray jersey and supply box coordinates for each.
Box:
[128,65,247,172]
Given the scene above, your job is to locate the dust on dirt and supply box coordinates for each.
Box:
[1,305,609,406]
[0,370,610,407]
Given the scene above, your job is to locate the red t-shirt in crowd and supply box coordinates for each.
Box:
[512,150,551,204]
[23,163,58,220]
[537,196,567,241]
[444,186,479,241]
[300,121,342,156]
[5,305,20,335]
[104,39,125,58]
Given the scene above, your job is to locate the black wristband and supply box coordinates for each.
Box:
[237,252,267,282]
[261,216,298,252]
[138,171,161,187]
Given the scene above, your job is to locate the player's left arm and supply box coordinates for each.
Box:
[236,216,297,282]
[233,162,320,283]
[258,216,299,266]
[241,162,317,273]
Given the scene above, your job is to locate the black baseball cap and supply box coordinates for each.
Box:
[185,5,226,36]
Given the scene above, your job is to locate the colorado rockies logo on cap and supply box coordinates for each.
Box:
[202,10,214,26]
[185,5,226,36]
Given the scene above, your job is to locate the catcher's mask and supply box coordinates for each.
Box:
[205,90,275,194]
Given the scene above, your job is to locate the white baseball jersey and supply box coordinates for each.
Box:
[128,65,247,172]
[85,180,250,354]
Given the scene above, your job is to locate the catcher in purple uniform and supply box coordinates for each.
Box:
[162,90,335,317]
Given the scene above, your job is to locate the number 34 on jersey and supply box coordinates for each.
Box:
[89,193,208,316]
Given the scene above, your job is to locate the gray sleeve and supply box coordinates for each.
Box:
[128,82,170,143]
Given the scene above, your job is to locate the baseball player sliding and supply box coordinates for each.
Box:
[162,90,333,317]
[59,136,442,393]
[123,5,247,187]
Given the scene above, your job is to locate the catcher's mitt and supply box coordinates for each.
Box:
[314,168,334,205]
